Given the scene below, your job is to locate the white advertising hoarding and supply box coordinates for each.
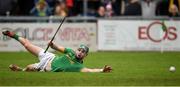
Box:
[98,20,180,51]
[0,23,97,52]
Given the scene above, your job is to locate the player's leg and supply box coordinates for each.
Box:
[2,30,42,57]
[18,37,42,57]
[23,64,39,72]
[9,64,38,72]
[3,31,56,72]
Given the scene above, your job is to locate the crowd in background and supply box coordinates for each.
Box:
[0,0,180,18]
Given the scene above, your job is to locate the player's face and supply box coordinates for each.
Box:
[75,48,87,60]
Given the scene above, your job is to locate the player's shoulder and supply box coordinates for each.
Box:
[64,47,75,54]
[65,47,73,51]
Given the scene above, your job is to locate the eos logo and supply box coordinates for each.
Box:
[138,21,177,42]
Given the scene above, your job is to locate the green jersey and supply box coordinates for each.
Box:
[51,48,84,72]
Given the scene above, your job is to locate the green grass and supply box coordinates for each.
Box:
[0,51,180,86]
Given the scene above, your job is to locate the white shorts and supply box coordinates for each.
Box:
[32,50,55,71]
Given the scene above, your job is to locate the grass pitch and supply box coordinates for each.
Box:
[0,51,180,86]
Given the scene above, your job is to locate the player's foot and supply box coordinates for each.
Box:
[2,30,19,41]
[103,65,112,72]
[9,64,22,71]
[2,30,15,38]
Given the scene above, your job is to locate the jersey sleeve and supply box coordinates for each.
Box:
[64,48,74,54]
[64,64,85,72]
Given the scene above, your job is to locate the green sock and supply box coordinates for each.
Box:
[13,34,19,41]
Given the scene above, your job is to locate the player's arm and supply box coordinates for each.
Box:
[49,41,65,53]
[80,65,112,73]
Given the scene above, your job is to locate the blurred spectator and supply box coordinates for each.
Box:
[124,0,142,16]
[54,1,68,17]
[105,1,114,17]
[111,0,123,16]
[68,0,100,16]
[0,0,17,16]
[66,0,74,16]
[156,0,180,17]
[95,6,105,17]
[168,4,179,17]
[30,0,52,16]
[100,0,114,17]
[141,0,160,18]
[34,0,55,8]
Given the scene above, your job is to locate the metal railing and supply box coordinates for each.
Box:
[0,16,180,23]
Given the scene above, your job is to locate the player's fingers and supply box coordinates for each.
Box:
[106,66,112,72]
[48,41,54,46]
[103,65,112,72]
[108,66,112,70]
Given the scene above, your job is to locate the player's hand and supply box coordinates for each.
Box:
[48,41,54,48]
[103,65,112,72]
